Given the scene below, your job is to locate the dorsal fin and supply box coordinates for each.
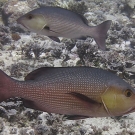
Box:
[25,67,53,81]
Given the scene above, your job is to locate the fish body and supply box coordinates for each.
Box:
[0,67,135,119]
[17,7,112,50]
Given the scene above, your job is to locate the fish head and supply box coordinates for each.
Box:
[17,10,47,32]
[101,79,135,116]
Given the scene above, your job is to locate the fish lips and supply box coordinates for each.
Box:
[16,17,28,30]
[16,17,21,24]
[16,17,24,25]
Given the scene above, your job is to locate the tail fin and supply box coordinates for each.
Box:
[91,20,112,51]
[0,70,12,102]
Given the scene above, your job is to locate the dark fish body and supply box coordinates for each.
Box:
[0,67,135,119]
[17,7,112,50]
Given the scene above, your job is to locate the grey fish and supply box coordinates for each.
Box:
[0,67,135,120]
[17,6,112,50]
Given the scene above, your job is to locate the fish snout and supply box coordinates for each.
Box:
[17,16,26,25]
[16,17,22,24]
[16,17,27,29]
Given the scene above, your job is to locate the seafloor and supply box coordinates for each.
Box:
[0,0,135,134]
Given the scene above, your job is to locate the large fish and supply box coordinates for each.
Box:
[0,67,135,119]
[17,6,112,50]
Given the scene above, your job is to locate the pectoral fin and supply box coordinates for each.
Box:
[68,92,101,108]
[43,26,60,42]
[44,26,59,34]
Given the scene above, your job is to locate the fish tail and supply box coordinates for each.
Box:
[0,70,13,102]
[90,20,112,50]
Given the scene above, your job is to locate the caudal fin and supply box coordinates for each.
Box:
[91,20,112,50]
[0,70,12,102]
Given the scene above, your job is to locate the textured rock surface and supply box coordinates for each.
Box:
[0,0,135,134]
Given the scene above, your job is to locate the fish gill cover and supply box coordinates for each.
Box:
[0,0,135,134]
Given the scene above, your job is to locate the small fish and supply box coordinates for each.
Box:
[17,6,112,50]
[0,67,135,119]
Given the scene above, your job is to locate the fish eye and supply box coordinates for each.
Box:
[125,89,132,97]
[27,14,33,20]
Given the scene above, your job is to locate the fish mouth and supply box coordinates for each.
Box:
[16,17,22,24]
[16,18,28,29]
[17,18,25,27]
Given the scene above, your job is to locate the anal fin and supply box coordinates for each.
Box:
[48,36,60,43]
[78,36,87,40]
[22,99,43,111]
[64,115,89,120]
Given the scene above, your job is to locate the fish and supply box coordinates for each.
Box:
[0,67,135,120]
[17,6,112,50]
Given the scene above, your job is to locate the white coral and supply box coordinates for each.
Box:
[121,0,135,9]
[54,0,74,8]
[127,0,135,9]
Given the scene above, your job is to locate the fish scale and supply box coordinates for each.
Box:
[42,8,86,35]
[0,67,135,118]
[11,68,107,115]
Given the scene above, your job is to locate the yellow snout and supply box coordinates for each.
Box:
[101,86,135,116]
[17,14,47,32]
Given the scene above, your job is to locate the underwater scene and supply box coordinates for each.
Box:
[0,0,135,134]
